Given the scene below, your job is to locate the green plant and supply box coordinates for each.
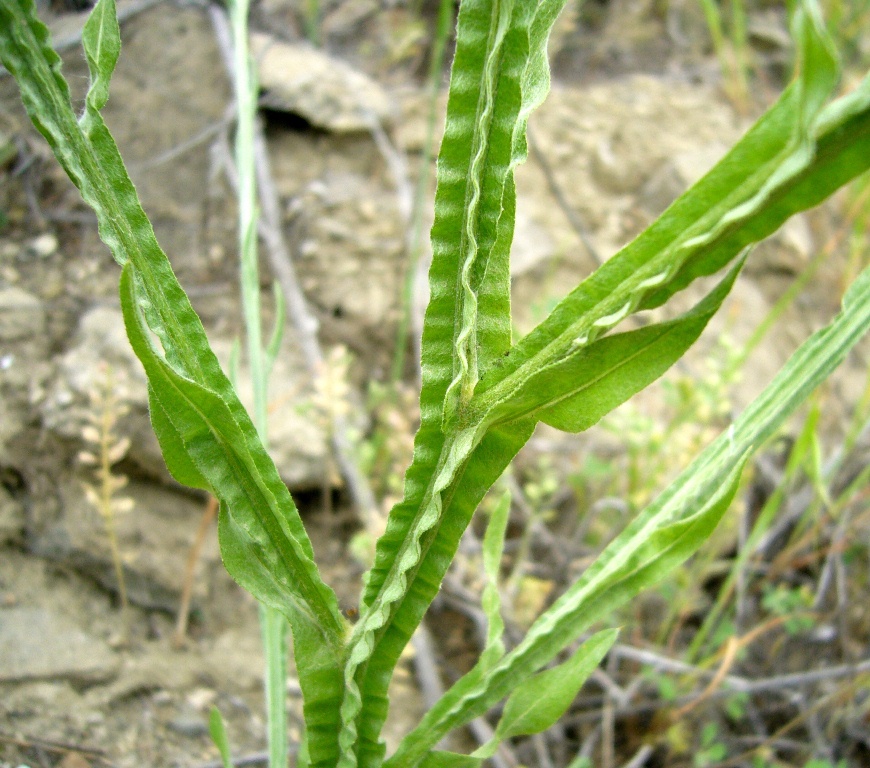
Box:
[225,0,293,763]
[2,2,870,768]
[698,0,752,112]
[694,722,728,767]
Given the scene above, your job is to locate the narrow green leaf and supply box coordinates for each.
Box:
[120,265,345,645]
[472,5,868,421]
[388,454,749,767]
[420,752,484,768]
[346,3,569,763]
[1,7,349,765]
[473,257,745,431]
[265,280,286,380]
[81,0,119,114]
[352,420,535,768]
[389,261,870,767]
[441,0,519,420]
[483,490,511,583]
[480,489,510,664]
[208,706,234,768]
[494,628,618,741]
[346,2,870,764]
[147,385,210,491]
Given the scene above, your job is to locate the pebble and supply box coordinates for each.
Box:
[26,232,58,259]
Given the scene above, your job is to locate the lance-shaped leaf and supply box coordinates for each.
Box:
[473,627,618,759]
[339,2,565,764]
[208,707,234,768]
[388,456,748,767]
[472,256,745,431]
[348,3,869,763]
[0,3,348,762]
[388,261,870,767]
[420,752,484,768]
[480,489,511,668]
[351,420,535,768]
[120,266,344,644]
[467,2,866,427]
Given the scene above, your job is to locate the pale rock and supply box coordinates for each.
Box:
[168,708,209,738]
[321,0,380,40]
[748,9,792,53]
[639,143,729,216]
[30,477,218,611]
[511,205,556,276]
[39,305,164,479]
[0,607,118,683]
[206,626,265,692]
[0,286,45,342]
[0,396,24,466]
[251,32,395,132]
[591,134,650,195]
[26,232,59,259]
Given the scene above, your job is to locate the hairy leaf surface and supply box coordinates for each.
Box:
[492,628,618,742]
[389,261,870,766]
[473,256,744,430]
[468,6,868,426]
[339,2,568,764]
[345,3,869,764]
[0,2,347,763]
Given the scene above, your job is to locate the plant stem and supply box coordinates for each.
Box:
[228,1,288,766]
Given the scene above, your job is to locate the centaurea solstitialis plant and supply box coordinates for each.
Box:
[1,0,869,766]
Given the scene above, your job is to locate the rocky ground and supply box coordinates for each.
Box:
[1,1,869,767]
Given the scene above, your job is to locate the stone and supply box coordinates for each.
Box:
[251,33,395,132]
[79,3,232,283]
[510,205,556,276]
[167,708,209,738]
[30,477,219,612]
[39,306,165,480]
[0,396,24,466]
[0,287,45,342]
[26,232,59,259]
[0,607,118,683]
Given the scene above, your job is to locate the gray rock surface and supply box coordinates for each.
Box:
[0,286,46,342]
[29,477,218,612]
[40,305,163,479]
[0,607,118,683]
[251,32,394,132]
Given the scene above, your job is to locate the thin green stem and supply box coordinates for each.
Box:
[230,0,267,440]
[228,2,288,767]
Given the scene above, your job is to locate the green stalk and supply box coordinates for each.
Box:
[391,0,454,384]
[230,0,266,437]
[228,1,288,766]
